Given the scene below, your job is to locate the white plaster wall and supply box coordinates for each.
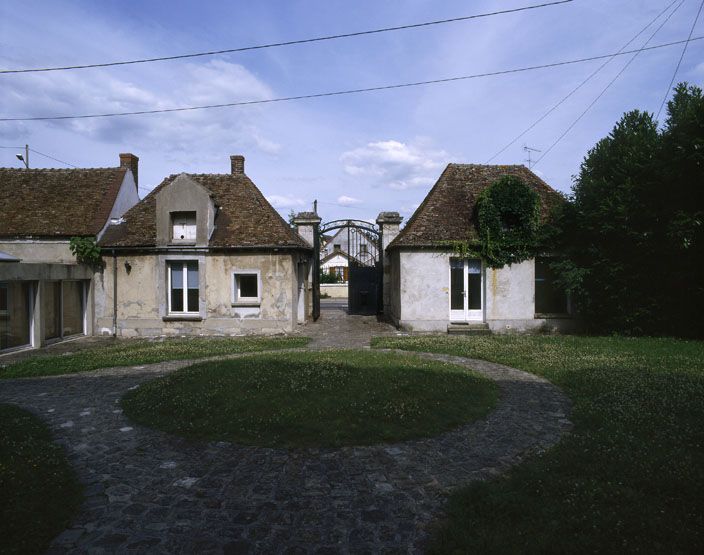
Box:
[485,259,535,321]
[97,171,139,240]
[397,250,452,331]
[320,283,347,298]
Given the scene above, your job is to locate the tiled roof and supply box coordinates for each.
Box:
[100,173,310,250]
[388,164,563,249]
[0,167,127,238]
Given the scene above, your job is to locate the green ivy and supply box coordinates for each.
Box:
[69,237,102,269]
[476,175,541,268]
[440,176,541,268]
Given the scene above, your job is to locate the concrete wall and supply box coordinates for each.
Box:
[320,283,347,298]
[0,240,74,264]
[392,250,575,333]
[95,252,301,337]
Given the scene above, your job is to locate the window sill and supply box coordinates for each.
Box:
[534,313,572,319]
[232,301,261,308]
[163,314,203,322]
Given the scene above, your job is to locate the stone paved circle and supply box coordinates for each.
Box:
[0,344,571,554]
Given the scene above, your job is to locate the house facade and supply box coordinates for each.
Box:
[386,164,575,333]
[97,156,312,337]
[0,154,140,353]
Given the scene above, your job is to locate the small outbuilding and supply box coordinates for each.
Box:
[386,164,575,333]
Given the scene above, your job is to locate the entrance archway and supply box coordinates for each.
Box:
[314,219,382,319]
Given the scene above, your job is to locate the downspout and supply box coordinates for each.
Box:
[112,250,117,337]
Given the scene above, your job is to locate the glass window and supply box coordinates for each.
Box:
[467,259,482,310]
[62,281,84,337]
[450,259,464,310]
[0,282,31,351]
[43,281,61,340]
[171,212,197,242]
[535,258,568,314]
[169,261,199,313]
[235,273,258,301]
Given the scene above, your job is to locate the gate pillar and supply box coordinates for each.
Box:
[293,211,322,321]
[376,212,403,315]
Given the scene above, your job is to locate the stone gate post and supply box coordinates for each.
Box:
[376,212,403,315]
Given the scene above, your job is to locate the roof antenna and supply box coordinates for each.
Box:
[523,144,541,169]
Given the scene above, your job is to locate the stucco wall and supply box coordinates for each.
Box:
[95,252,300,337]
[393,251,574,333]
[0,240,74,264]
[320,283,347,298]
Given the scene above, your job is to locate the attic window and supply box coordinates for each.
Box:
[333,244,341,251]
[171,211,196,243]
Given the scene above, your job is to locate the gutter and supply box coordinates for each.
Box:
[112,249,117,338]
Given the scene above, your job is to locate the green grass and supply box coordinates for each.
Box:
[0,404,82,555]
[371,335,704,554]
[0,336,310,379]
[121,350,498,448]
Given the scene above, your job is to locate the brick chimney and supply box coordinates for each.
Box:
[119,153,139,189]
[230,155,245,175]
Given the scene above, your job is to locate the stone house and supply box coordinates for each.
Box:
[386,164,575,333]
[0,154,140,353]
[97,156,312,337]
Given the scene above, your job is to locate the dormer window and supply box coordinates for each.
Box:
[171,211,196,243]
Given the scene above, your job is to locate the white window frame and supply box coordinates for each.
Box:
[232,270,261,305]
[168,261,199,314]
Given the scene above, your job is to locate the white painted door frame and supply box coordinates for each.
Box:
[449,258,484,322]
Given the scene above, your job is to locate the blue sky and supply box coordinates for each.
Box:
[1,0,702,223]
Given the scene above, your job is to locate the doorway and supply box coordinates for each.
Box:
[449,258,484,322]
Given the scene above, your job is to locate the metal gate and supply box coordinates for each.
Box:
[314,219,382,318]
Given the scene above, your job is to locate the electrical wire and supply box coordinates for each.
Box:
[655,0,704,121]
[533,1,684,166]
[1,35,702,123]
[0,1,573,74]
[28,148,78,168]
[485,0,681,163]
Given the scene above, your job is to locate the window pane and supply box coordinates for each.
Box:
[535,259,568,314]
[238,274,258,298]
[187,289,199,312]
[187,262,198,289]
[467,260,482,310]
[43,281,61,340]
[450,259,464,310]
[170,264,183,289]
[0,282,31,350]
[62,281,84,336]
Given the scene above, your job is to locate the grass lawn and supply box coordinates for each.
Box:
[0,336,309,379]
[121,350,498,448]
[371,335,704,554]
[0,404,82,555]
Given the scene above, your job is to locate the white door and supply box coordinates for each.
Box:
[449,258,484,322]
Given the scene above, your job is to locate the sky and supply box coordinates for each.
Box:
[1,0,703,224]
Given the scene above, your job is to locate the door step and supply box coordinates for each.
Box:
[447,323,491,335]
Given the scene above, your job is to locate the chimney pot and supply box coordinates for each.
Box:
[119,153,139,189]
[230,155,245,175]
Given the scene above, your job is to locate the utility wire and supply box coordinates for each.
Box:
[534,0,684,166]
[28,148,78,168]
[0,1,573,75]
[486,0,681,163]
[655,0,704,121]
[1,36,701,123]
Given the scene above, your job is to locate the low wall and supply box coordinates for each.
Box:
[320,283,348,298]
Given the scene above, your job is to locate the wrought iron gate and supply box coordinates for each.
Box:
[315,219,383,317]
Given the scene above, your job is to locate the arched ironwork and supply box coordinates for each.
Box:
[313,219,383,319]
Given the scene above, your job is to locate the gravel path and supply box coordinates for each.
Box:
[0,342,571,554]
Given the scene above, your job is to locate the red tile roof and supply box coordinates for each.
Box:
[0,167,127,238]
[388,164,562,249]
[99,173,310,250]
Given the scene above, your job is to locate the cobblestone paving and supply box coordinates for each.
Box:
[0,309,572,554]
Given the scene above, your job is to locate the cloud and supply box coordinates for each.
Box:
[266,194,305,209]
[340,140,447,190]
[337,195,362,206]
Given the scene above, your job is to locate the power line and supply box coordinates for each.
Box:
[534,0,683,166]
[28,148,78,168]
[0,145,24,149]
[1,35,702,123]
[656,0,704,121]
[486,0,681,163]
[0,1,573,75]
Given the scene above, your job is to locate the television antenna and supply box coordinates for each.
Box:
[523,144,541,169]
